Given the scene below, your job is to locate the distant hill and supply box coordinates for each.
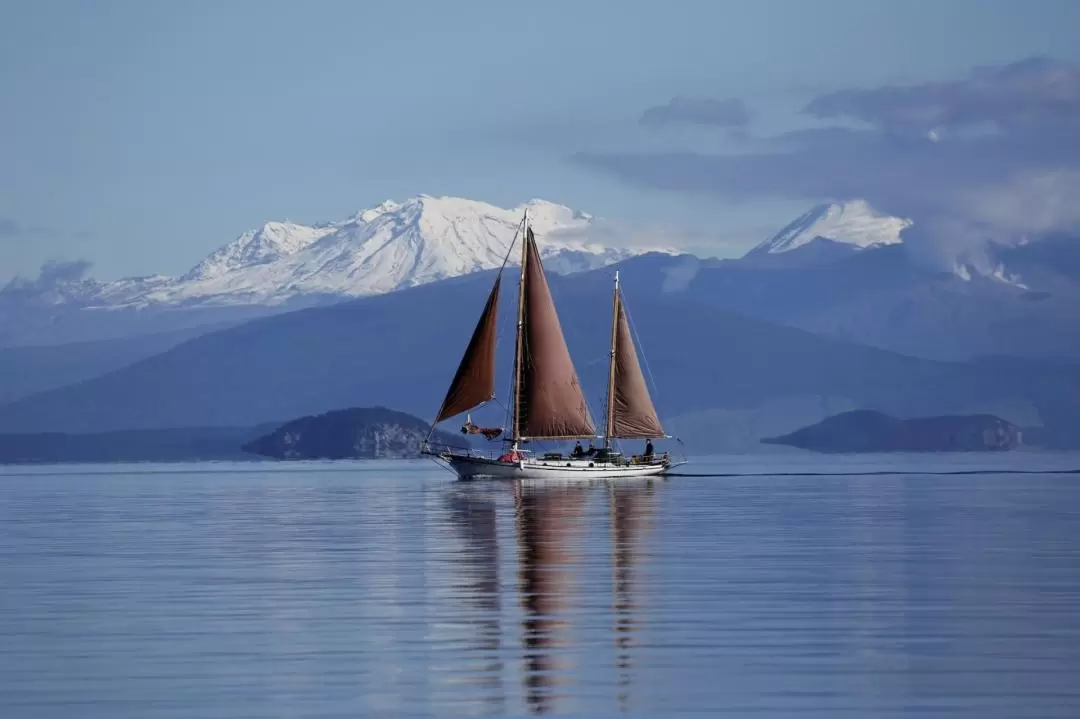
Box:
[0,425,275,464]
[762,410,1022,453]
[1,255,1076,452]
[666,246,1080,362]
[0,326,218,404]
[244,407,459,460]
[0,407,454,464]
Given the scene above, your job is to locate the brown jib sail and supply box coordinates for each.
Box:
[434,274,501,423]
[516,229,596,440]
[607,286,665,439]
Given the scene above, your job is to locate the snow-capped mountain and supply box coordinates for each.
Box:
[743,200,1037,287]
[13,196,676,310]
[183,221,337,282]
[748,200,910,256]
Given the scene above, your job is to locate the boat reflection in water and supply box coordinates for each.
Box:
[512,479,657,715]
[513,482,587,714]
[444,485,506,715]
[444,479,658,715]
[610,480,655,712]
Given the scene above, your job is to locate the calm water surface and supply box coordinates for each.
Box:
[2,453,1080,717]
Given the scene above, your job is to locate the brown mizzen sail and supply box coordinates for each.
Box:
[435,274,502,422]
[516,229,595,440]
[607,285,665,439]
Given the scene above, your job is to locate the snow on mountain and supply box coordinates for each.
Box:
[750,201,1040,287]
[951,261,1029,289]
[748,200,911,256]
[183,221,336,282]
[14,196,675,310]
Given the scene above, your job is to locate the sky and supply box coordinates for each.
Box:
[2,0,1080,283]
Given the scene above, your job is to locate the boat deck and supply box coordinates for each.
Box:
[423,443,676,480]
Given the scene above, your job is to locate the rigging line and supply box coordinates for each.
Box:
[497,306,515,431]
[621,295,685,460]
[497,214,525,273]
[621,291,665,416]
[431,457,459,477]
[491,216,522,337]
[573,332,602,440]
[555,309,605,442]
[485,396,510,433]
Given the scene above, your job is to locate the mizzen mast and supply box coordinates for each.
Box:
[604,271,620,449]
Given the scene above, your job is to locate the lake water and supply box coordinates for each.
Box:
[2,453,1080,718]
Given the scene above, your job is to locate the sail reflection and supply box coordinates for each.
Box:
[610,481,656,712]
[514,482,588,714]
[445,486,505,714]
[511,479,658,715]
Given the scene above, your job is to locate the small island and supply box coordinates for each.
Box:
[0,407,460,464]
[761,410,1022,453]
[243,406,457,460]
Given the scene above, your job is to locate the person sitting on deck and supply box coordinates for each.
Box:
[586,442,597,457]
[571,441,584,458]
[643,439,654,461]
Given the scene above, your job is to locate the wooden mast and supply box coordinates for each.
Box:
[511,209,529,448]
[604,271,620,449]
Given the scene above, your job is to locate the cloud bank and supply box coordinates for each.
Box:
[577,57,1080,267]
[2,259,94,295]
[640,96,752,129]
[0,217,50,240]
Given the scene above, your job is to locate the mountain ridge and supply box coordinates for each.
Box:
[3,196,675,312]
[747,200,910,256]
[3,196,1076,363]
[2,254,1076,451]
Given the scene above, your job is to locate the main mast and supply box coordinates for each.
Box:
[511,209,529,447]
[604,271,620,449]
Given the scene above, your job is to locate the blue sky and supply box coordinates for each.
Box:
[2,0,1079,282]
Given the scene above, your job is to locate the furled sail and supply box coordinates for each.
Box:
[607,289,665,438]
[516,229,596,439]
[435,274,501,422]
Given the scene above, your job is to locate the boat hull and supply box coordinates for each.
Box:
[438,452,671,480]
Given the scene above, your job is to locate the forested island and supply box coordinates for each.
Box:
[0,407,455,464]
[242,407,457,460]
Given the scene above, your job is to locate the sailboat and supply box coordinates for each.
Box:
[423,210,681,480]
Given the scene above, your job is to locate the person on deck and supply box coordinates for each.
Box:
[571,441,584,458]
[644,439,654,461]
[586,442,597,457]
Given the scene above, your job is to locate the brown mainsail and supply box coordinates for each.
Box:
[515,229,596,440]
[607,284,665,439]
[434,274,501,422]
